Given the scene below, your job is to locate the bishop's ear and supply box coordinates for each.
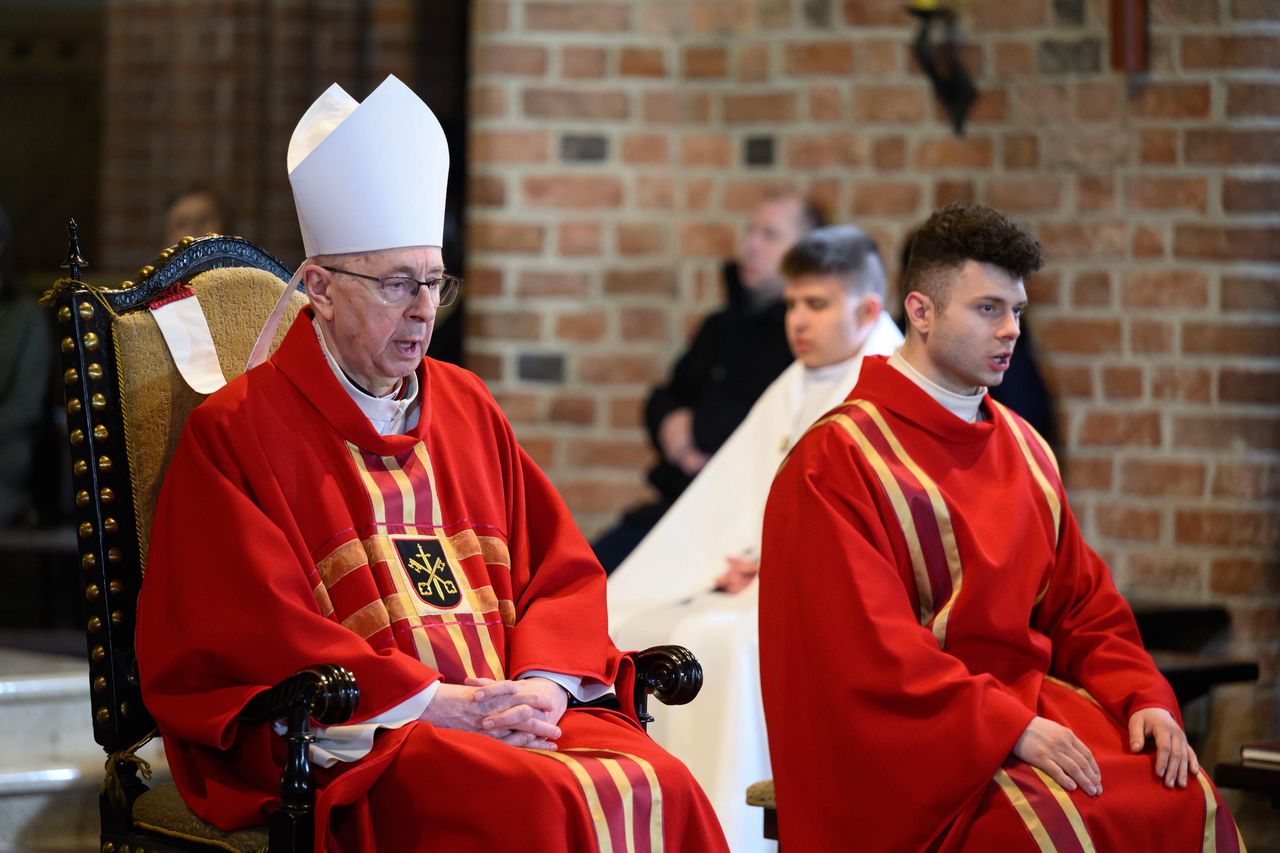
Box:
[302,264,336,320]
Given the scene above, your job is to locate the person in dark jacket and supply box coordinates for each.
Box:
[594,192,824,572]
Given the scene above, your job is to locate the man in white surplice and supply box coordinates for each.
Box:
[607,225,903,851]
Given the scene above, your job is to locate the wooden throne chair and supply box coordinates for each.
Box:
[46,223,703,852]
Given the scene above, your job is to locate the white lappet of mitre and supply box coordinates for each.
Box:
[245,74,450,371]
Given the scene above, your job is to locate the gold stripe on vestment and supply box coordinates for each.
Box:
[383,453,417,526]
[341,599,390,640]
[1196,771,1218,853]
[994,769,1057,853]
[992,401,1061,544]
[311,580,334,618]
[818,412,935,624]
[1029,766,1096,853]
[600,749,664,853]
[599,758,638,853]
[412,442,444,529]
[316,539,368,588]
[347,443,385,523]
[531,750,613,853]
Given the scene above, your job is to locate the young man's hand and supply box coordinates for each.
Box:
[1128,707,1198,789]
[1013,716,1102,796]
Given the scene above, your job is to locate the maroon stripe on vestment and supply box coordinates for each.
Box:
[1004,760,1087,853]
[846,405,954,609]
[451,611,498,680]
[1212,780,1241,853]
[576,753,631,851]
[621,756,656,853]
[358,451,407,524]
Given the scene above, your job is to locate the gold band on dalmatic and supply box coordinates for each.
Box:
[527,748,664,853]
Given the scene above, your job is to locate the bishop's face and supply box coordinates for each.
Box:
[306,245,441,396]
[910,260,1026,394]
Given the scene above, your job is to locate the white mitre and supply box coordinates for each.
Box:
[288,74,449,255]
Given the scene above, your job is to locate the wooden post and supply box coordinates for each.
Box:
[1110,0,1149,72]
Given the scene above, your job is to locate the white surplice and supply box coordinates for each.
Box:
[607,312,903,853]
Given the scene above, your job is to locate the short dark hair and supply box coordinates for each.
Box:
[903,203,1044,309]
[780,224,886,298]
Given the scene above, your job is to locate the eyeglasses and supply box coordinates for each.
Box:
[321,266,461,308]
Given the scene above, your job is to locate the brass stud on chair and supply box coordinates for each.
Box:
[81,553,96,570]
[69,429,85,446]
[103,517,118,534]
[64,367,79,385]
[93,425,109,441]
[110,609,124,626]
[60,336,75,353]
[179,236,195,246]
[87,616,102,633]
[100,839,114,852]
[57,306,72,324]
[87,363,103,381]
[107,547,121,563]
[158,248,173,260]
[109,579,123,594]
[75,490,90,507]
[98,455,113,473]
[137,265,155,280]
[78,301,94,320]
[93,676,106,693]
[95,706,110,724]
[66,398,82,415]
[119,700,129,717]
[91,393,106,411]
[85,583,100,601]
[78,522,93,538]
[100,487,115,504]
[91,645,106,662]
[73,459,88,476]
[83,332,100,351]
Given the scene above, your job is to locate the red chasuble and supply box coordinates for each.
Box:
[137,309,725,852]
[759,356,1243,853]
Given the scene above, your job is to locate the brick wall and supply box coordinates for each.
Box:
[468,0,1279,816]
[98,0,417,273]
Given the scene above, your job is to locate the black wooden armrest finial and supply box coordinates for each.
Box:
[633,645,703,729]
[240,664,360,851]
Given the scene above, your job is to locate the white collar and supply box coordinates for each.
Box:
[803,356,857,384]
[887,350,986,424]
[313,318,420,435]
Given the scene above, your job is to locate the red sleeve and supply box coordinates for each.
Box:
[759,425,1036,852]
[1032,503,1180,722]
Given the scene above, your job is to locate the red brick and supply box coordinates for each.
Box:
[723,92,798,123]
[1223,179,1280,213]
[684,179,714,212]
[522,175,624,209]
[473,44,547,76]
[1012,84,1071,123]
[1174,415,1280,450]
[1130,320,1174,354]
[1035,319,1122,354]
[466,352,504,381]
[842,0,904,26]
[609,395,646,429]
[604,268,677,296]
[1072,271,1112,307]
[493,392,540,424]
[1213,462,1280,501]
[556,478,652,514]
[759,0,792,27]
[567,439,655,470]
[915,137,994,169]
[555,311,606,341]
[1184,321,1280,356]
[636,176,677,210]
[681,134,733,167]
[1078,176,1116,213]
[785,134,866,168]
[963,89,1008,124]
[1037,222,1127,260]
[621,132,670,166]
[985,177,1063,213]
[1076,81,1120,122]
[683,46,727,78]
[1176,510,1279,548]
[994,42,1034,75]
[523,88,629,120]
[872,136,907,171]
[1078,412,1162,446]
[643,90,712,124]
[723,179,790,211]
[1131,226,1166,259]
[616,223,667,256]
[1130,83,1211,119]
[1120,270,1208,309]
[934,179,976,207]
[853,85,927,122]
[1102,366,1143,399]
[1220,369,1280,404]
[516,270,590,298]
[680,222,737,256]
[1182,35,1280,69]
[621,307,669,341]
[579,355,664,384]
[469,220,544,254]
[619,46,666,77]
[1095,505,1163,542]
[1064,456,1112,491]
[1222,276,1280,313]
[1232,0,1280,19]
[558,222,602,257]
[809,85,844,122]
[1125,177,1209,213]
[1151,367,1211,402]
[468,174,506,206]
[470,84,507,118]
[549,396,596,425]
[736,44,770,81]
[468,309,541,341]
[1227,82,1280,117]
[1003,133,1038,169]
[1138,129,1178,165]
[785,41,855,75]
[851,182,923,217]
[689,1,755,34]
[471,129,550,164]
[1125,552,1204,596]
[526,3,631,31]
[561,46,607,78]
[969,0,1047,28]
[1045,364,1092,399]
[1121,459,1206,497]
[474,0,510,31]
[1175,226,1280,263]
[854,39,900,75]
[1186,130,1278,165]
[1210,557,1280,597]
[1152,0,1221,23]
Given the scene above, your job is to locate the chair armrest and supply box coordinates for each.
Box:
[633,645,703,729]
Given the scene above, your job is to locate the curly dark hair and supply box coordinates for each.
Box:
[902,203,1044,309]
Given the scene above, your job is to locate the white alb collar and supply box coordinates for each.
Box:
[887,350,985,424]
[313,318,420,435]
